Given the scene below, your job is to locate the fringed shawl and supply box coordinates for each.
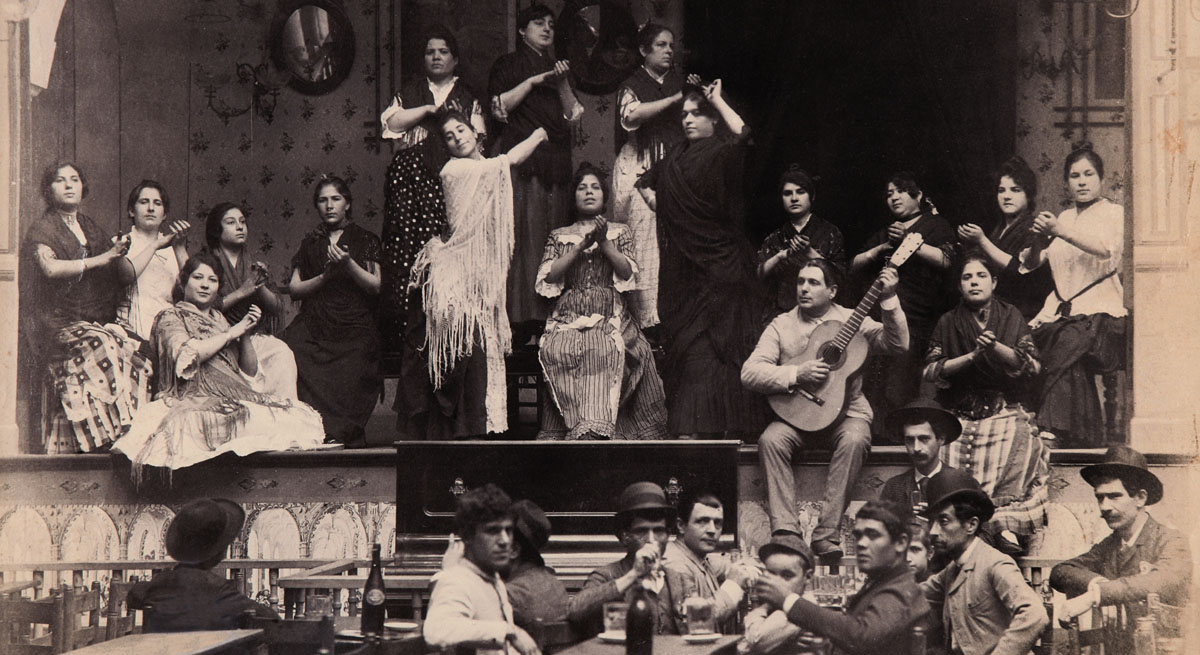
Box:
[411,155,515,392]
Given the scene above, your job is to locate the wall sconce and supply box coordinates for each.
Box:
[203,61,288,125]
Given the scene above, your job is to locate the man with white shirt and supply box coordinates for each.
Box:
[744,259,907,561]
[879,399,960,511]
[424,483,541,655]
[920,470,1047,655]
[1050,446,1191,654]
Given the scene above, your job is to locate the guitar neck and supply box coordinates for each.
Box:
[830,273,887,349]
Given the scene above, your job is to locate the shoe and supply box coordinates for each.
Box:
[811,539,844,562]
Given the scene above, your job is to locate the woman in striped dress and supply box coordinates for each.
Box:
[535,163,667,439]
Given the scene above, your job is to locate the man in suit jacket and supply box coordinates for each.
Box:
[1050,446,1191,651]
[879,399,960,510]
[568,482,691,638]
[920,470,1047,655]
[754,500,931,655]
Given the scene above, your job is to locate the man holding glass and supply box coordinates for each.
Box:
[738,532,817,654]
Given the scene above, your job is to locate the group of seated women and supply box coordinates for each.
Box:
[23,162,386,469]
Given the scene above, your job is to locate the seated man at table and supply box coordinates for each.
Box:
[754,500,930,655]
[128,498,279,632]
[1050,446,1192,652]
[920,470,1047,655]
[568,481,690,637]
[738,532,816,655]
[506,499,571,633]
[424,483,541,655]
[663,489,760,633]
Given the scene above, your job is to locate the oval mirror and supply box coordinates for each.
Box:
[270,1,356,96]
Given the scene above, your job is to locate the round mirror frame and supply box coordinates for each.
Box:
[269,0,357,96]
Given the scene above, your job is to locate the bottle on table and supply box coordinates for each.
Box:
[361,543,386,635]
[626,585,654,655]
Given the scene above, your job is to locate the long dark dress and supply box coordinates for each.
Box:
[857,211,956,438]
[22,210,152,453]
[282,223,383,445]
[637,134,767,435]
[488,44,579,325]
[924,299,1049,538]
[378,77,484,351]
[756,214,847,318]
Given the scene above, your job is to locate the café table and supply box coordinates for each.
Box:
[555,634,741,655]
[332,614,424,655]
[60,628,264,654]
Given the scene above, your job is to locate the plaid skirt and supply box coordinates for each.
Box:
[43,321,153,453]
[943,403,1050,537]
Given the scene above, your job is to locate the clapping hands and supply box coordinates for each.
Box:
[157,220,191,249]
[232,304,262,338]
[326,243,350,270]
[957,223,984,245]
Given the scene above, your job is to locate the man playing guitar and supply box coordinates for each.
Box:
[741,258,908,561]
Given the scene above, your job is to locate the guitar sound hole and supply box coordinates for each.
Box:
[818,344,843,367]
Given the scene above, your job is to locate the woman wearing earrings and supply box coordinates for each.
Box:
[535,163,666,439]
[756,166,846,319]
[1019,143,1127,447]
[117,180,190,341]
[283,176,383,446]
[378,25,486,350]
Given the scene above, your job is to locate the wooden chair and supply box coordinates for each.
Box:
[241,611,336,655]
[104,576,142,640]
[61,582,103,651]
[0,588,65,654]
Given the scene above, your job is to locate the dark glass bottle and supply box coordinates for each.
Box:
[625,586,653,655]
[361,543,386,635]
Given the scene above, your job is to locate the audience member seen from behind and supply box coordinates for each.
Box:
[424,484,541,655]
[568,482,690,637]
[111,252,325,471]
[1050,446,1191,651]
[205,202,297,401]
[506,499,570,633]
[636,79,767,438]
[919,469,1048,655]
[923,254,1049,554]
[535,162,667,439]
[283,176,383,446]
[955,156,1053,320]
[753,500,931,655]
[1019,143,1127,447]
[128,498,278,631]
[737,532,816,655]
[116,180,190,341]
[744,259,907,562]
[757,166,847,320]
[22,161,148,452]
[662,489,760,633]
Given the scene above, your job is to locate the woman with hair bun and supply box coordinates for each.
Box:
[535,162,666,439]
[1019,143,1127,447]
[756,166,846,319]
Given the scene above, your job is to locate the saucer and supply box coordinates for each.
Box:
[384,620,419,632]
[682,632,720,644]
[597,630,626,643]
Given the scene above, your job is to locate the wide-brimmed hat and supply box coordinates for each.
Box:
[922,469,994,523]
[615,482,674,516]
[886,398,962,444]
[758,532,815,572]
[1081,445,1163,505]
[166,498,245,564]
[511,499,552,566]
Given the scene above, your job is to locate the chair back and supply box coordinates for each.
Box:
[241,611,336,655]
[528,619,577,654]
[104,576,142,640]
[61,583,103,652]
[0,587,66,654]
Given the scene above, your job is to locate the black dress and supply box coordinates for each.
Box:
[756,214,847,319]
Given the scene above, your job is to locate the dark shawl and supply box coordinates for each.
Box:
[859,210,956,342]
[398,76,482,173]
[288,222,382,341]
[22,209,121,342]
[211,248,278,333]
[488,44,574,183]
[986,212,1054,320]
[615,66,686,160]
[757,214,847,315]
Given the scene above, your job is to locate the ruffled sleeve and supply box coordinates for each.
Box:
[612,224,638,293]
[617,86,641,132]
[153,309,200,381]
[534,232,568,298]
[380,93,408,140]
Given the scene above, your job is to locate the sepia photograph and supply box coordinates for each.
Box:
[0,1,1196,653]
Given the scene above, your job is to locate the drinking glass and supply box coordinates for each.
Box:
[602,602,628,635]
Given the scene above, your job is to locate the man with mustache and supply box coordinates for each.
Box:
[424,483,541,655]
[879,399,960,511]
[919,470,1047,655]
[1050,446,1191,653]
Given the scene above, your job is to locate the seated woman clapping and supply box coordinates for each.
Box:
[116,180,190,342]
[535,163,667,439]
[204,202,298,400]
[112,252,325,473]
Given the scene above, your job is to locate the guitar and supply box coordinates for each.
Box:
[768,232,925,432]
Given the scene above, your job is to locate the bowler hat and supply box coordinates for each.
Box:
[166,498,245,564]
[922,469,994,523]
[886,399,961,444]
[511,499,552,566]
[1081,445,1163,505]
[615,482,674,516]
[758,532,815,571]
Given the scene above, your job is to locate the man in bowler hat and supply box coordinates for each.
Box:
[739,532,817,655]
[919,470,1047,655]
[1050,445,1191,649]
[567,481,691,637]
[505,499,570,632]
[128,498,278,632]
